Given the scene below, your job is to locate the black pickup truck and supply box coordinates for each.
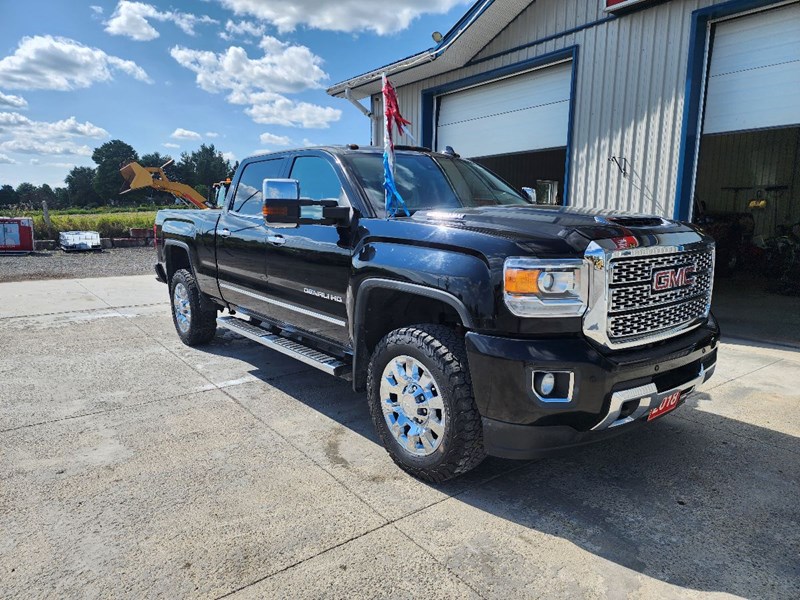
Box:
[155,146,718,482]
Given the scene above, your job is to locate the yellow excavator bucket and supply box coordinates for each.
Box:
[119,160,210,209]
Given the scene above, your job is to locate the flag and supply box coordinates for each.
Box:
[382,73,410,218]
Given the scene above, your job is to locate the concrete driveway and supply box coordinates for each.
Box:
[1,275,798,599]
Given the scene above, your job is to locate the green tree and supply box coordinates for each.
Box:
[92,140,138,204]
[177,144,230,189]
[53,187,69,209]
[37,184,57,207]
[0,184,17,207]
[66,166,102,207]
[15,182,37,209]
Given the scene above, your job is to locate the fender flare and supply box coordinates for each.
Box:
[350,278,475,391]
[354,278,475,330]
[163,239,196,277]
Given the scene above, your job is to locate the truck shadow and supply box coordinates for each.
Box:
[203,337,799,598]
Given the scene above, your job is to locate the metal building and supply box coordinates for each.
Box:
[329,0,800,345]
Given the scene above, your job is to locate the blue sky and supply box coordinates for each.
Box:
[0,0,472,187]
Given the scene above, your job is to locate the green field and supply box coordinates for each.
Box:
[0,209,161,240]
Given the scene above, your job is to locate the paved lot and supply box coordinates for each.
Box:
[1,275,798,599]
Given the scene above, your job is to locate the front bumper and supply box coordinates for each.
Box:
[466,318,719,459]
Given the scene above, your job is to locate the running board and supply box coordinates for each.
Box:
[217,316,351,379]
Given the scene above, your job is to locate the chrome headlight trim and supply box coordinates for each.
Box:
[503,257,589,318]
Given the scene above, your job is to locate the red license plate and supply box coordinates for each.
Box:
[647,390,682,421]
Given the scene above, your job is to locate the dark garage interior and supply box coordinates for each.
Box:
[694,127,800,347]
[475,148,567,205]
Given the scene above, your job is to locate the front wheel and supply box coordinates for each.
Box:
[170,269,217,346]
[366,325,485,483]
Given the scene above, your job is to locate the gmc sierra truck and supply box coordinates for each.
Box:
[154,146,718,482]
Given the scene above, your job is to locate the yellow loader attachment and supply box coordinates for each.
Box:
[119,160,210,209]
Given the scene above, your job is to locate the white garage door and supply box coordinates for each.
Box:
[704,2,800,135]
[435,61,572,158]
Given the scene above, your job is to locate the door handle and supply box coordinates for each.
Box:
[218,228,231,238]
[267,235,286,246]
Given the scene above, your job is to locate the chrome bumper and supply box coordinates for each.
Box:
[592,361,715,431]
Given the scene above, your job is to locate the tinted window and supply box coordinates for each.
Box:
[346,154,527,216]
[290,156,344,203]
[231,158,285,215]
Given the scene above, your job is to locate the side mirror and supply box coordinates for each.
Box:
[262,178,351,227]
[522,187,537,204]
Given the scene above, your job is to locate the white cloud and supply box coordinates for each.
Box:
[90,5,103,16]
[259,132,291,146]
[0,112,108,139]
[205,131,219,138]
[0,92,28,109]
[105,1,218,41]
[29,158,39,165]
[171,40,341,129]
[221,19,266,41]
[0,153,16,164]
[218,0,467,34]
[0,111,108,158]
[163,142,181,149]
[244,94,341,128]
[0,35,151,91]
[222,151,236,162]
[171,128,202,140]
[1,139,93,157]
[301,138,317,147]
[171,38,327,96]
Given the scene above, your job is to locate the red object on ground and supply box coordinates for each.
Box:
[0,217,35,253]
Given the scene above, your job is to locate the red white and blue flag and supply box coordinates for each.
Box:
[382,73,411,218]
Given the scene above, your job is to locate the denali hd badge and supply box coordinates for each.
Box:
[652,265,696,292]
[303,287,344,303]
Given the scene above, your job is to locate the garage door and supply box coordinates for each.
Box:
[703,3,800,135]
[435,61,572,158]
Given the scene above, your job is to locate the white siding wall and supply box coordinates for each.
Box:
[378,0,739,218]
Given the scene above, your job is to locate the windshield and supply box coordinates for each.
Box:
[345,153,529,216]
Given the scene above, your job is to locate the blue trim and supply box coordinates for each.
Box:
[563,47,579,207]
[435,0,496,52]
[675,0,791,221]
[421,47,579,205]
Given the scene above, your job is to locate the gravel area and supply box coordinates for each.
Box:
[0,248,156,282]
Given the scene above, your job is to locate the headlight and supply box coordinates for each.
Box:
[503,258,588,317]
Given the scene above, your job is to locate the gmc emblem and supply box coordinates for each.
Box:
[652,265,696,292]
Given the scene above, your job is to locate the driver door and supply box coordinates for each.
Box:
[261,153,353,346]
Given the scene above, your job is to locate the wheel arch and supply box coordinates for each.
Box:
[164,240,194,282]
[351,279,474,391]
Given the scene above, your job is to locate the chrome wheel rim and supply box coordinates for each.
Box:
[379,355,446,457]
[173,282,191,334]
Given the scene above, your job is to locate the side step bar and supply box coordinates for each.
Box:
[217,316,351,379]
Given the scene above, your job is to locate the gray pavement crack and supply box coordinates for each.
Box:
[0,301,166,321]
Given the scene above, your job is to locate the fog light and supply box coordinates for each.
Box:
[531,370,575,404]
[539,372,556,396]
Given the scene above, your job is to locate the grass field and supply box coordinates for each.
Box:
[1,211,157,240]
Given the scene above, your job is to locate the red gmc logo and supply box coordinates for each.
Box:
[652,265,696,292]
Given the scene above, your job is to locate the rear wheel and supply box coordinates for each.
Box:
[367,325,485,482]
[170,269,217,346]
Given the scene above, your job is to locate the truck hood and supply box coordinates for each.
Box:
[411,205,697,255]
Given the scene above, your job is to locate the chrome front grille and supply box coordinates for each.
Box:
[607,249,714,342]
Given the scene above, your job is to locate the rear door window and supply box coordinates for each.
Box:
[231,158,286,216]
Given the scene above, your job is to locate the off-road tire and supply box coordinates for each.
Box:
[170,269,217,346]
[367,324,485,482]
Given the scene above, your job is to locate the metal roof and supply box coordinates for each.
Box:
[326,0,533,100]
